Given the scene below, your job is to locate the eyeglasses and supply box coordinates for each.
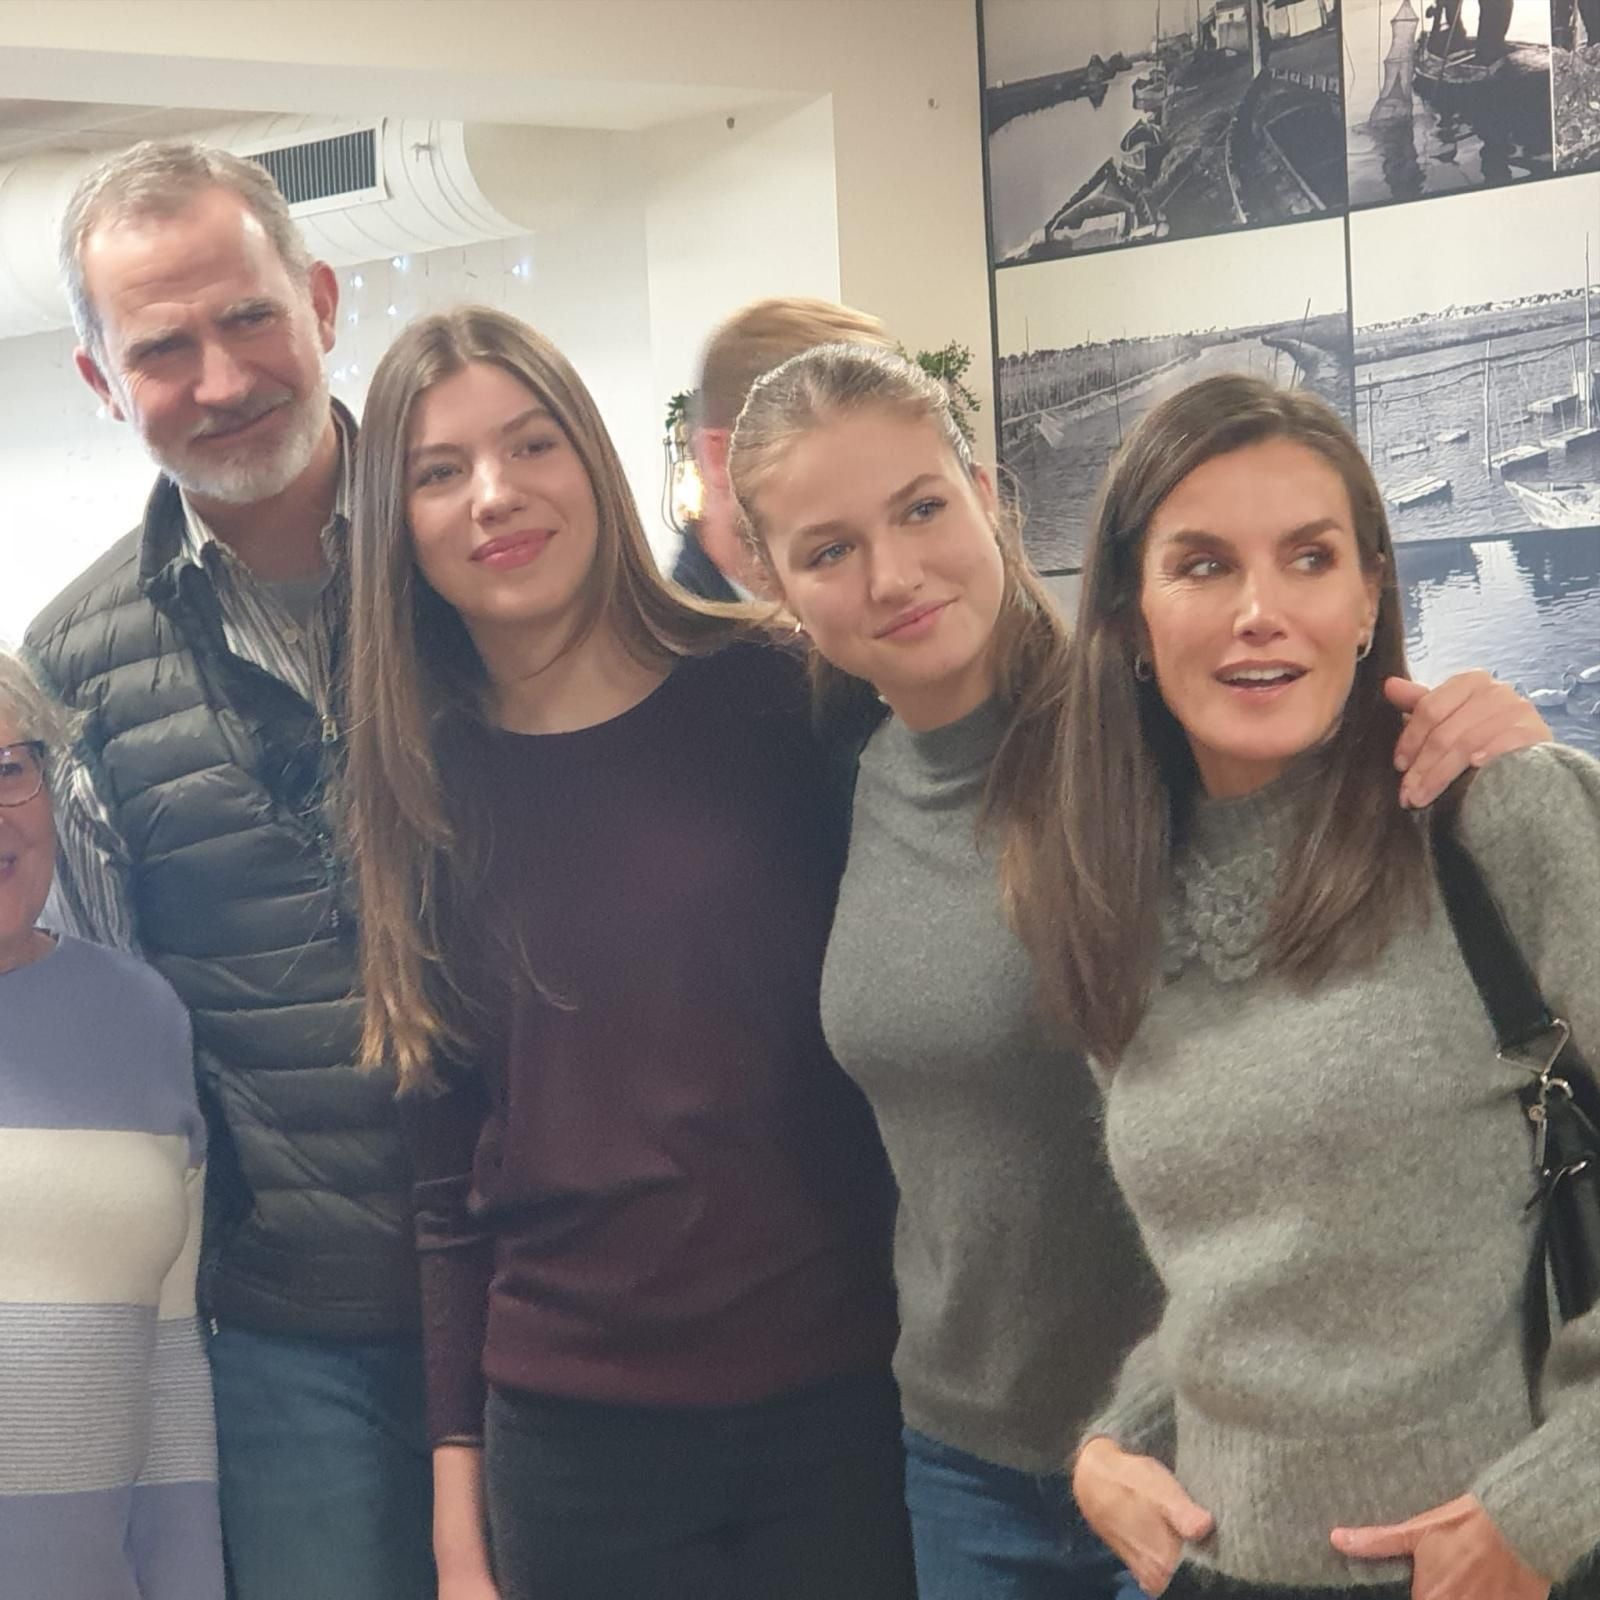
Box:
[0,743,46,808]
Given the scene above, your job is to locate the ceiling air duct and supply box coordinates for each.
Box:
[0,115,539,341]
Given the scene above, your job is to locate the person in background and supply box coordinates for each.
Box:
[1057,375,1600,1600]
[343,305,908,1600]
[726,345,1552,1600]
[0,649,224,1600]
[25,141,432,1600]
[671,295,891,601]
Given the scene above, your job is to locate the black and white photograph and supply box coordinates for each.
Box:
[982,0,1344,268]
[1553,0,1600,169]
[1397,531,1600,753]
[995,216,1352,570]
[1350,170,1600,542]
[1345,0,1552,208]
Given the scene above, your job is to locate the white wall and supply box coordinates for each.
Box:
[644,96,841,410]
[0,0,993,426]
[0,222,673,643]
[0,0,992,641]
[0,102,852,643]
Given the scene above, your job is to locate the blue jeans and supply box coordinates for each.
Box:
[208,1325,435,1600]
[904,1426,1145,1600]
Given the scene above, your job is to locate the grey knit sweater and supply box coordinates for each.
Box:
[1090,745,1600,1587]
[822,700,1161,1473]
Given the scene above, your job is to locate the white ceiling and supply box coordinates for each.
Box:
[0,99,249,162]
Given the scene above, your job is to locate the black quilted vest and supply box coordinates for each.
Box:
[26,475,418,1339]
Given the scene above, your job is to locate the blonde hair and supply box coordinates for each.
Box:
[345,306,754,1091]
[696,297,890,433]
[728,339,1075,892]
[0,650,72,770]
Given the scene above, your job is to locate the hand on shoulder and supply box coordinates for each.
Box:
[1386,673,1550,810]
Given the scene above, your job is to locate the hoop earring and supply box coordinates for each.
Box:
[1133,653,1154,682]
[1356,633,1374,662]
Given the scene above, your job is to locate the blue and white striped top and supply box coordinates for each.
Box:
[0,934,223,1599]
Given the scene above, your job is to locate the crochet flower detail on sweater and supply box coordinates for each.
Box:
[1161,842,1278,982]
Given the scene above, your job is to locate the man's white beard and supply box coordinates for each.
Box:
[151,366,332,507]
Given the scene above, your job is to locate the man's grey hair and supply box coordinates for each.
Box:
[0,650,73,765]
[60,139,314,360]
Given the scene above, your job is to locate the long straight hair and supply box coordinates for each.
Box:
[1033,374,1430,1064]
[728,342,1075,871]
[345,306,754,1092]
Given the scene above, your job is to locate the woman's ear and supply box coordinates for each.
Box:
[973,464,999,520]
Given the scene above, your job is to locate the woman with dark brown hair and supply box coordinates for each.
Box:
[341,306,908,1600]
[728,349,1561,1600]
[1049,375,1600,1600]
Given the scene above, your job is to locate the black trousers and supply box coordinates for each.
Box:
[1163,1572,1410,1600]
[1164,1566,1599,1600]
[483,1370,915,1600]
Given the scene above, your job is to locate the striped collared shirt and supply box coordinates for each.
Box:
[46,412,353,951]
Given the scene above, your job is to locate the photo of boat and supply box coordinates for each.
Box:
[984,0,1344,266]
[1502,478,1600,527]
[1389,473,1452,507]
[1347,0,1551,207]
[1353,182,1600,542]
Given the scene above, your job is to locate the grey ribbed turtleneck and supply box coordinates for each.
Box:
[822,699,1161,1473]
[1089,745,1600,1587]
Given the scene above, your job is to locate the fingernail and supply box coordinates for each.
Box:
[1395,754,1410,771]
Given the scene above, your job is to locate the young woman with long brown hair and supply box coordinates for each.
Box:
[341,306,909,1600]
[726,347,1554,1600]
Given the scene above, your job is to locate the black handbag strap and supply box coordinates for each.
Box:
[1430,783,1562,1057]
[1429,779,1599,1404]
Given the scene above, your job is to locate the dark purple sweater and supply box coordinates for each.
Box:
[408,642,897,1443]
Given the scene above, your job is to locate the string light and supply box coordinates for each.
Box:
[671,457,704,525]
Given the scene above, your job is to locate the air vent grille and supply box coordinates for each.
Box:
[247,129,381,207]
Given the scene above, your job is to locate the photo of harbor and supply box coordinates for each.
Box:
[1554,0,1600,170]
[1345,0,1552,208]
[995,217,1352,570]
[1351,173,1600,544]
[982,0,1344,267]
[1397,530,1600,755]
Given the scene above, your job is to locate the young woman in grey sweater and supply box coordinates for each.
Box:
[727,347,1557,1600]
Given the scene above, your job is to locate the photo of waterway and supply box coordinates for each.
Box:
[1357,320,1600,542]
[1345,0,1553,209]
[1396,530,1600,755]
[997,218,1352,570]
[1351,173,1600,544]
[983,0,1344,267]
[989,82,1140,262]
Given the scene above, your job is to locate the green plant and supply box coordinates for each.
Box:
[901,341,982,445]
[664,390,694,437]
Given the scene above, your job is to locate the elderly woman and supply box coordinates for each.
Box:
[0,650,223,1599]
